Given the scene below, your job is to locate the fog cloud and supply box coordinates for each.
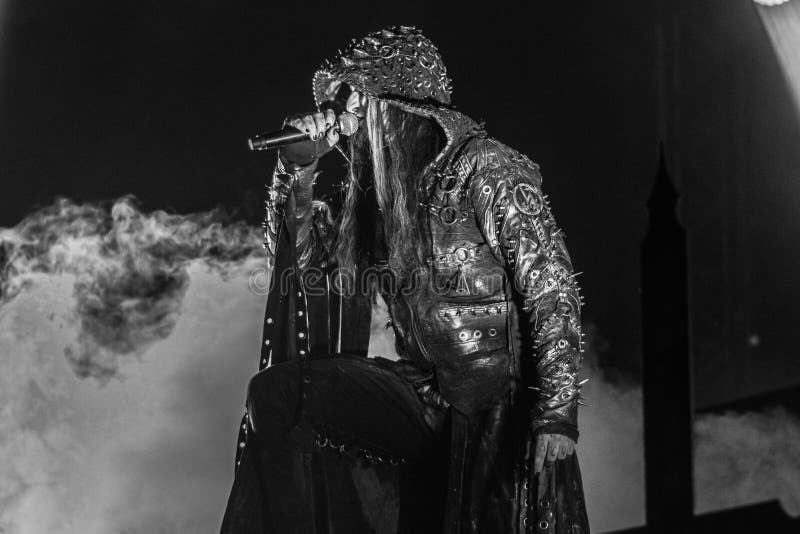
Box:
[0,198,797,533]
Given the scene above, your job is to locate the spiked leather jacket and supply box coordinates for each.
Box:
[267,107,587,437]
[234,26,590,534]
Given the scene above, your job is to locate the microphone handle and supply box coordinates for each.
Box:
[248,128,310,151]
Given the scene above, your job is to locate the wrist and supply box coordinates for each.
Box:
[275,155,318,198]
[530,399,579,439]
[532,421,579,443]
[278,152,317,174]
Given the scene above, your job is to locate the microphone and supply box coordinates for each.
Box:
[248,112,360,151]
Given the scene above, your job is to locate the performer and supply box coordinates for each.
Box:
[222,26,590,534]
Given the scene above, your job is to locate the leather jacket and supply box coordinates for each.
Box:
[266,105,586,440]
[247,26,590,534]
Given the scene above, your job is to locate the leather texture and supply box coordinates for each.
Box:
[269,112,587,438]
[255,121,591,533]
[231,25,591,534]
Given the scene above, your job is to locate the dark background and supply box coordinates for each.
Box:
[1,0,798,409]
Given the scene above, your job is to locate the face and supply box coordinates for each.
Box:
[343,89,393,143]
[344,89,368,118]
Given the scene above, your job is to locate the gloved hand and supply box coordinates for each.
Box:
[279,109,340,170]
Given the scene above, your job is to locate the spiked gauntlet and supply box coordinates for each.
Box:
[262,156,335,271]
[472,150,586,441]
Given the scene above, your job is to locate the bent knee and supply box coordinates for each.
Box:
[246,362,301,434]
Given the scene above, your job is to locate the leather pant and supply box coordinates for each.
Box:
[242,353,448,533]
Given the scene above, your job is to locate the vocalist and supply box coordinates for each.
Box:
[222,26,590,534]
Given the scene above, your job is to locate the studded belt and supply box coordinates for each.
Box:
[437,301,508,318]
[426,245,488,268]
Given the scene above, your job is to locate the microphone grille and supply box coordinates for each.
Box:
[337,112,360,136]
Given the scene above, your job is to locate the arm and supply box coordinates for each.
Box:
[471,149,586,460]
[263,110,339,270]
[263,157,335,270]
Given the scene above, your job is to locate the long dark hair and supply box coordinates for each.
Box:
[334,98,444,286]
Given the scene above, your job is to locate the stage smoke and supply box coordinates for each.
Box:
[0,198,798,533]
[1,197,260,380]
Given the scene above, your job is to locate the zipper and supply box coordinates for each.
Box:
[404,296,434,364]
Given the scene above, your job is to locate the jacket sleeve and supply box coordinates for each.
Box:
[263,157,336,271]
[471,151,586,441]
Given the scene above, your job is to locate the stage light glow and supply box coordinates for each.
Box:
[756,0,800,114]
[754,0,793,6]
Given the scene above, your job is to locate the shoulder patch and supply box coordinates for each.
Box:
[512,182,544,216]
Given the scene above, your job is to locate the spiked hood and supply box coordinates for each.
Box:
[313,25,452,107]
[313,26,481,168]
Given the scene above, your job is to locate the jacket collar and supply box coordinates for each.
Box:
[379,97,483,171]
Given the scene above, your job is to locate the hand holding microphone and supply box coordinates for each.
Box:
[248,109,360,167]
